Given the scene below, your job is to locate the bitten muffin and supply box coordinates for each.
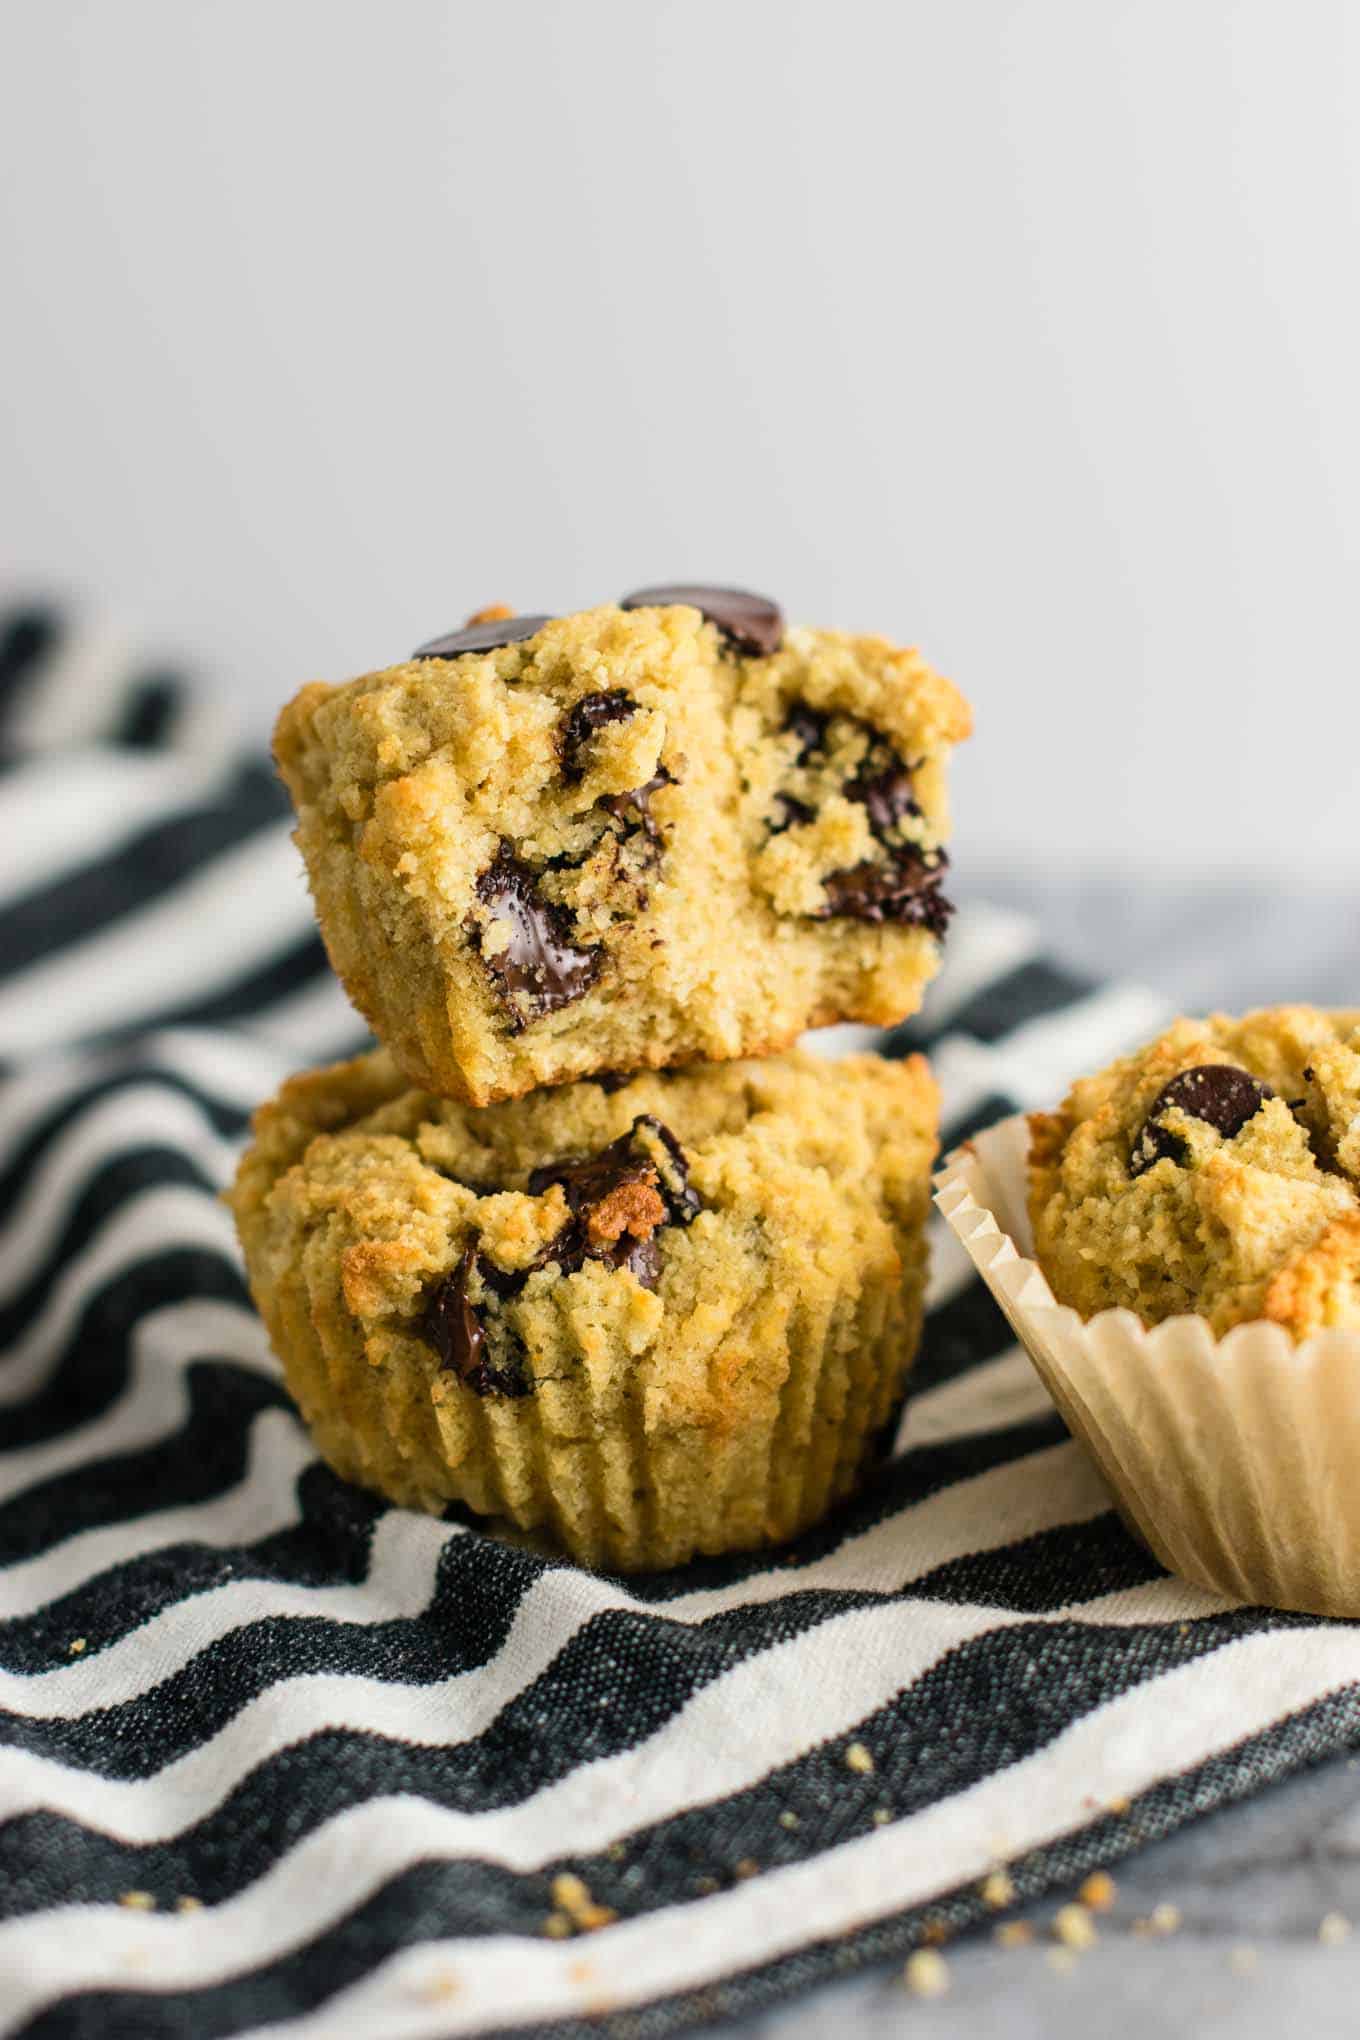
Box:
[1029,1006,1360,1338]
[274,587,970,1104]
[229,1045,938,1571]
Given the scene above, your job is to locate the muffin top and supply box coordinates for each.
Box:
[1028,1006,1360,1337]
[230,1045,936,1420]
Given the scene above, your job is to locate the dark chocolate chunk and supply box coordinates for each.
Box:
[528,1114,701,1288]
[597,767,673,846]
[769,791,816,834]
[413,614,553,660]
[816,847,953,936]
[785,704,830,761]
[473,843,603,1030]
[631,1113,703,1224]
[844,759,921,839]
[619,584,784,657]
[593,1071,635,1094]
[560,690,637,781]
[528,1127,656,1213]
[1130,1064,1276,1177]
[424,1248,531,1398]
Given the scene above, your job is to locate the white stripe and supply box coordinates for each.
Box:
[0,1567,1256,2039]
[933,984,1173,1127]
[0,1443,1113,1825]
[0,1299,274,1498]
[9,616,137,753]
[0,823,311,1054]
[904,1345,1054,1446]
[0,1087,240,1300]
[236,1616,1360,2040]
[0,1195,253,1410]
[0,751,232,910]
[0,1406,310,1624]
[242,970,368,1061]
[1,1500,448,1719]
[0,1032,287,1169]
[916,899,1042,1031]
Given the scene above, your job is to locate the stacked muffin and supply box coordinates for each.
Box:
[230,587,972,1570]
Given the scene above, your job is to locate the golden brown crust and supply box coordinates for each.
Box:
[228,1047,938,1570]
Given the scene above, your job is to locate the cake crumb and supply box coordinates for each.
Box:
[550,1871,616,1929]
[920,1917,950,1947]
[1052,1903,1097,1950]
[465,603,515,625]
[118,1891,155,1912]
[995,1921,1033,1948]
[1229,1944,1259,1975]
[844,1742,874,1775]
[1134,1902,1182,1938]
[1079,1870,1117,1912]
[734,1858,760,1881]
[543,1913,572,1940]
[1107,1795,1130,1816]
[903,1949,950,1999]
[1319,1912,1352,1946]
[418,1964,462,2002]
[871,1808,892,1827]
[778,1810,800,1831]
[68,1638,87,1656]
[174,1896,203,1915]
[982,1867,1016,1909]
[551,1873,589,1914]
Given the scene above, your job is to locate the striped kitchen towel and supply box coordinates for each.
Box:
[1,599,1359,2039]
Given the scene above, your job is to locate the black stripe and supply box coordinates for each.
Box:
[910,1276,1015,1396]
[0,1465,377,1675]
[0,608,59,721]
[118,931,340,1035]
[0,1063,250,1222]
[0,1247,252,1453]
[0,1362,291,1577]
[1,1601,1334,2021]
[896,955,1096,1052]
[940,1091,1020,1152]
[0,1147,221,1353]
[112,674,183,751]
[0,761,286,981]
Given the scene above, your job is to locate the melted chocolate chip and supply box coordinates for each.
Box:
[413,614,553,659]
[619,584,784,657]
[473,843,603,1030]
[816,847,953,935]
[560,690,637,781]
[1130,1064,1276,1177]
[844,760,921,839]
[424,1248,531,1398]
[597,767,673,846]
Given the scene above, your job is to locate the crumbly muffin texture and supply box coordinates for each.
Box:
[230,1047,938,1571]
[1029,1007,1360,1338]
[274,592,970,1103]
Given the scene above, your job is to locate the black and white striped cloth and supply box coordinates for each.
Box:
[3,600,1360,2039]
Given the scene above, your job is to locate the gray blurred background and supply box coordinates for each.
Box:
[1,0,1357,964]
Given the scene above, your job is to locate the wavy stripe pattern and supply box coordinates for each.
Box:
[3,600,1359,2039]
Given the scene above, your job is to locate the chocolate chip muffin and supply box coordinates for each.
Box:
[229,1045,938,1571]
[274,588,970,1105]
[1029,1007,1360,1338]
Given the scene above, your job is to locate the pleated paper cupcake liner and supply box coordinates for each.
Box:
[934,1114,1360,1617]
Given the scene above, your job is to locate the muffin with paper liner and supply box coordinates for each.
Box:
[934,1006,1360,1617]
